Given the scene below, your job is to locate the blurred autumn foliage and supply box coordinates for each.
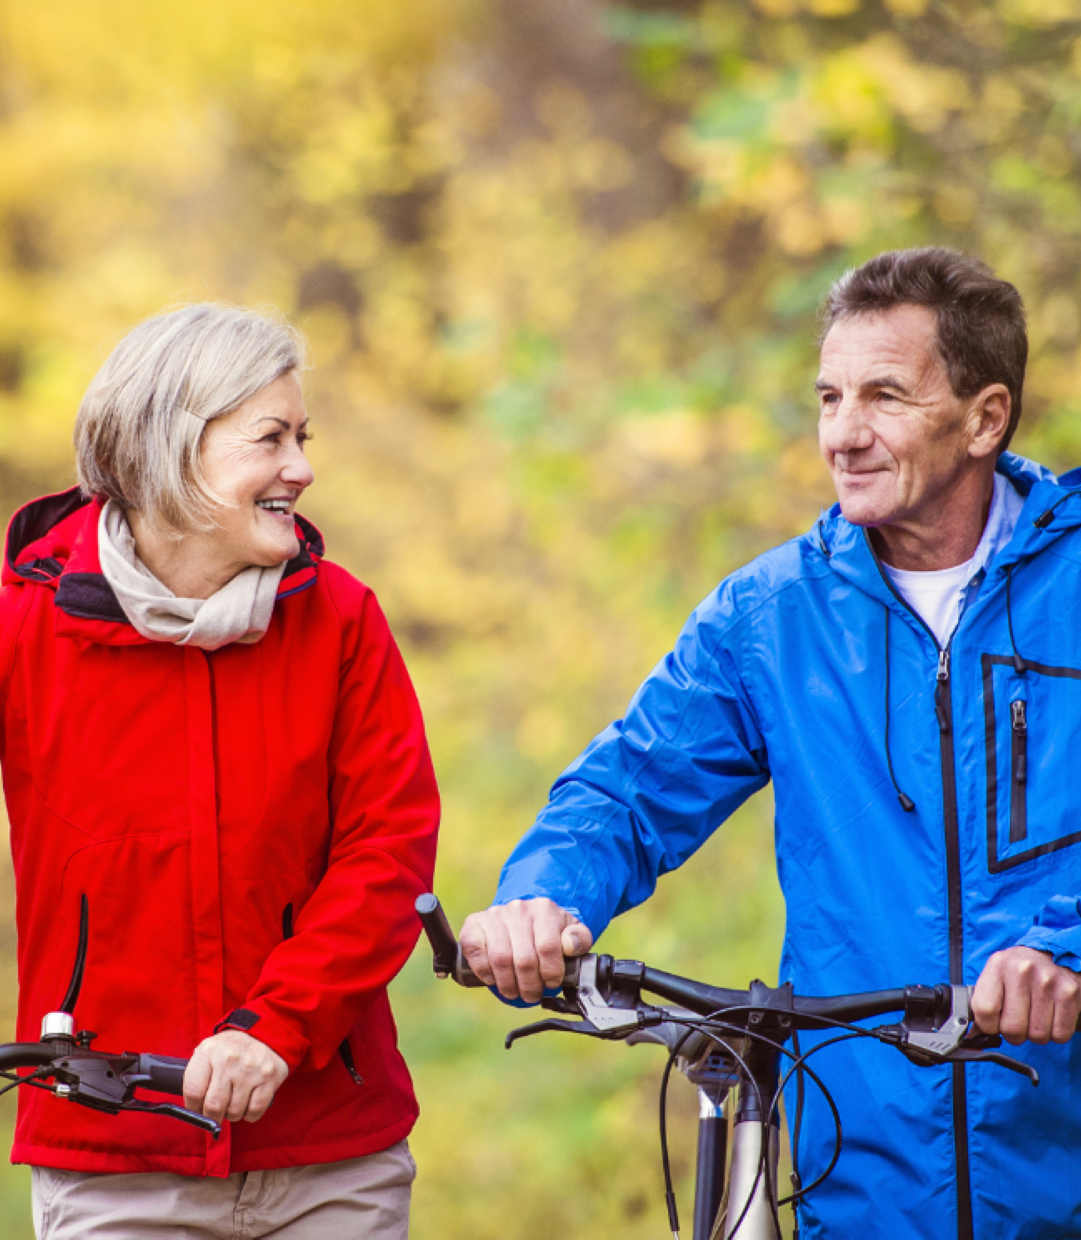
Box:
[2,0,1081,1235]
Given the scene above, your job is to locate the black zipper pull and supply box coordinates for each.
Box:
[1011,700,1027,784]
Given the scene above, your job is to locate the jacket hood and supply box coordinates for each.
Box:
[2,487,323,641]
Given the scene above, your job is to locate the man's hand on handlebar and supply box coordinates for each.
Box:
[183,1031,289,1124]
[460,899,593,1003]
[972,946,1081,1045]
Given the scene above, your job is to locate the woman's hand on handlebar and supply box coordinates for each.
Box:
[460,899,593,1003]
[183,1031,289,1124]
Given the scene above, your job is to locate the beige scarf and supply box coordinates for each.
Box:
[98,501,284,650]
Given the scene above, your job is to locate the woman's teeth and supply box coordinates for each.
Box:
[256,499,291,513]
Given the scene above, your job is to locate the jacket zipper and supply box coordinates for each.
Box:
[1009,699,1028,843]
[868,542,973,1240]
[933,649,975,1240]
[932,648,965,987]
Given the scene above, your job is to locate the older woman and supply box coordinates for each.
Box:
[0,305,439,1238]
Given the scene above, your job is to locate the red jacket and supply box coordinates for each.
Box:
[0,490,440,1176]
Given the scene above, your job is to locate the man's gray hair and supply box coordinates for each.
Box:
[75,303,306,534]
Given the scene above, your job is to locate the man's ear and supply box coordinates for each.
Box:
[968,385,1011,459]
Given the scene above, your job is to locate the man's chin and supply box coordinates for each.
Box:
[836,496,888,528]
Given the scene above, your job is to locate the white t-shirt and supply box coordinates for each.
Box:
[882,472,1025,648]
[885,557,977,647]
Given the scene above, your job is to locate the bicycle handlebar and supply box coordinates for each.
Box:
[0,1043,60,1072]
[135,1054,189,1097]
[414,894,1037,1083]
[0,1045,190,1099]
[0,1041,220,1137]
[415,894,918,1027]
[0,897,219,1138]
[638,963,910,1026]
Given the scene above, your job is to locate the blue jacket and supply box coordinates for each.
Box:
[496,453,1081,1239]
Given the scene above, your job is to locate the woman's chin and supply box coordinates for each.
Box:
[243,534,300,569]
[271,536,300,565]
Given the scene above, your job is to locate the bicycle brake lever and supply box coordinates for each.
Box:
[122,1100,222,1137]
[886,1035,1038,1084]
[505,1018,608,1048]
[876,983,973,1062]
[944,1046,1039,1084]
[876,989,1041,1086]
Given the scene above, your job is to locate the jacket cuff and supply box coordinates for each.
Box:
[1015,895,1081,973]
[1015,929,1081,972]
[214,1008,260,1034]
[213,1003,311,1073]
[495,847,609,944]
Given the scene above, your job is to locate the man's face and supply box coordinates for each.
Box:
[817,304,981,532]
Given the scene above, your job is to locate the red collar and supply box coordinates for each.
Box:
[4,488,322,645]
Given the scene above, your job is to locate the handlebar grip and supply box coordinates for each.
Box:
[136,1054,188,1097]
[414,893,581,990]
[451,953,579,989]
[453,950,486,988]
[415,893,462,974]
[0,1043,59,1072]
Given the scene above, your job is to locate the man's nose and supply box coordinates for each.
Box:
[822,397,874,455]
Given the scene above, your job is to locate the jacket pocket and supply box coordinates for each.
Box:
[983,655,1081,872]
[281,904,364,1087]
[338,1035,364,1087]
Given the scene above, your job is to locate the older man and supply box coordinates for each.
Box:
[463,249,1081,1238]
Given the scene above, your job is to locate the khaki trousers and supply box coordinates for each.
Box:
[31,1140,415,1240]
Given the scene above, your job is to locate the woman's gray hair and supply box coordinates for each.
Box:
[75,303,306,534]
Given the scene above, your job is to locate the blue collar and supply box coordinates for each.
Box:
[968,470,1025,583]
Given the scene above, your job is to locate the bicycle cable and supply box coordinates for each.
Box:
[656,1018,782,1240]
[660,1022,772,1240]
[653,1007,899,1239]
[0,1066,55,1101]
[790,1024,804,1229]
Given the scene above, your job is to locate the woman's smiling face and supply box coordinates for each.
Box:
[198,369,314,572]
